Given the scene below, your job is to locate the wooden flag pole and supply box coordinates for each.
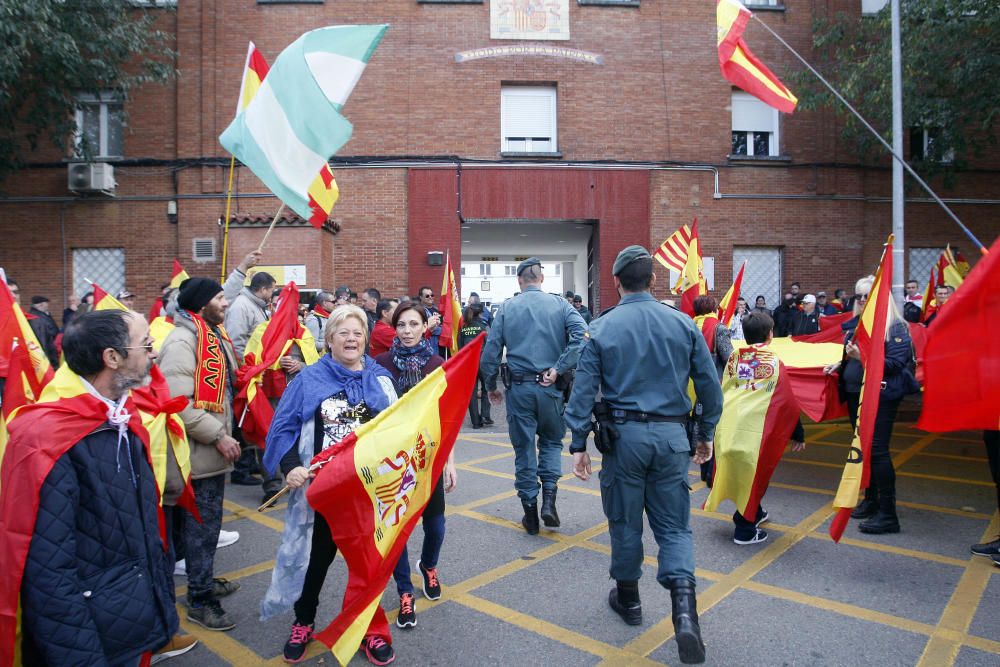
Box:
[257,202,286,254]
[220,155,237,282]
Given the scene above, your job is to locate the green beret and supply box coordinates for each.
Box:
[516,257,542,276]
[612,245,652,276]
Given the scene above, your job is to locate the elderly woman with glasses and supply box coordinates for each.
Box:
[824,275,919,535]
[260,305,400,666]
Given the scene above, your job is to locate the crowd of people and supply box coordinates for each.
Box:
[0,249,993,667]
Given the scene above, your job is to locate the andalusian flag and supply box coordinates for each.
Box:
[437,252,463,355]
[674,219,707,316]
[654,223,694,272]
[718,260,746,326]
[717,0,798,113]
[235,283,318,448]
[306,335,483,665]
[917,236,999,432]
[92,282,127,311]
[220,25,386,227]
[704,344,802,520]
[830,236,893,542]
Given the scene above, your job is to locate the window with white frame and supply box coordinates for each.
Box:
[75,93,124,159]
[501,85,557,153]
[479,263,492,276]
[504,265,518,276]
[910,127,954,164]
[731,91,779,157]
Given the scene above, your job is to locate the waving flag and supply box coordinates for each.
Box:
[92,283,127,311]
[790,310,853,344]
[235,283,319,448]
[830,236,893,542]
[148,260,189,323]
[306,335,482,666]
[654,223,694,272]
[220,25,386,227]
[437,252,463,355]
[717,0,798,113]
[917,237,998,432]
[718,260,746,326]
[674,219,708,316]
[238,42,271,114]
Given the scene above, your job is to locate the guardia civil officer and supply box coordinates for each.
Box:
[480,257,588,534]
[565,246,722,665]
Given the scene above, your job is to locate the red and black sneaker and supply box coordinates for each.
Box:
[361,635,395,665]
[417,559,441,600]
[283,621,313,663]
[396,593,416,628]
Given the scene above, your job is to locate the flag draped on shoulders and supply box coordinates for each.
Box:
[235,282,319,447]
[917,238,998,432]
[704,344,801,520]
[437,252,462,355]
[305,335,483,666]
[717,0,798,113]
[829,236,893,542]
[0,365,165,666]
[219,25,387,227]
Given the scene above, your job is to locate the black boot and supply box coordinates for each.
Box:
[669,580,706,665]
[540,488,560,527]
[608,580,642,626]
[521,499,539,535]
[851,486,878,519]
[859,490,900,534]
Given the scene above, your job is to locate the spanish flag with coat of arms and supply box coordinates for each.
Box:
[305,334,483,665]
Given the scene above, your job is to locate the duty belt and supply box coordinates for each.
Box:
[509,371,545,384]
[609,408,688,424]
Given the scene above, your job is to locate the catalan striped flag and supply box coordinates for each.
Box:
[437,252,463,355]
[718,260,746,326]
[306,335,483,666]
[674,219,708,316]
[653,223,694,272]
[220,26,386,227]
[717,0,798,113]
[830,235,893,542]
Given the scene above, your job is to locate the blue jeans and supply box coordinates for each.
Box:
[393,478,446,595]
[505,382,566,502]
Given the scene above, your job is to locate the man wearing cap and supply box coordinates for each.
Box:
[28,296,60,366]
[117,290,136,310]
[790,294,821,336]
[158,277,242,631]
[564,246,721,665]
[815,291,837,316]
[572,294,592,324]
[480,257,588,534]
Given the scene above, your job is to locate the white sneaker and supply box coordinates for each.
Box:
[217,529,240,549]
[173,559,186,576]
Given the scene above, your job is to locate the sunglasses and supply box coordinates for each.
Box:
[855,293,869,300]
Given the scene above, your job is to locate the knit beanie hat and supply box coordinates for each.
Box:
[177,277,223,313]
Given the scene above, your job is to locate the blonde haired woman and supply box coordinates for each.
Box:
[826,276,919,534]
[261,305,400,665]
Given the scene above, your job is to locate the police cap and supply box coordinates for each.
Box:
[516,257,542,276]
[612,245,652,276]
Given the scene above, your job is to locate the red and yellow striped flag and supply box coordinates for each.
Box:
[306,335,483,665]
[437,252,463,355]
[717,0,798,113]
[829,235,893,542]
[169,259,190,289]
[92,283,128,311]
[653,223,694,272]
[717,260,746,326]
[675,219,708,316]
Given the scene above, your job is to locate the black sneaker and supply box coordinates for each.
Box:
[733,528,768,545]
[970,537,1000,558]
[993,553,1000,568]
[755,509,770,527]
[417,559,441,600]
[186,600,235,631]
[361,635,395,665]
[608,588,642,626]
[483,419,494,426]
[396,593,416,629]
[283,621,313,663]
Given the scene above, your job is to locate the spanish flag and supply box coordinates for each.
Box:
[306,334,483,665]
[717,0,798,113]
[675,219,708,317]
[830,235,893,542]
[235,282,318,448]
[717,260,746,326]
[92,282,127,311]
[654,223,694,273]
[437,251,463,355]
[940,245,965,290]
[147,259,189,323]
[920,263,938,323]
[790,310,853,344]
[705,344,802,520]
[917,236,998,432]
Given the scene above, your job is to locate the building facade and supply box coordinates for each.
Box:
[1,0,996,316]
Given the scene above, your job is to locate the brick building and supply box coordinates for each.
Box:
[1,0,996,318]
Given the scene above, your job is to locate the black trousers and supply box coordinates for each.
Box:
[985,430,1000,513]
[846,393,901,494]
[294,513,338,625]
[468,372,492,426]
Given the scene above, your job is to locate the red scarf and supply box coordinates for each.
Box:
[313,306,331,319]
[186,311,231,413]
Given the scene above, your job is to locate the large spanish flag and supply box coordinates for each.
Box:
[705,344,801,519]
[235,282,318,448]
[767,337,846,422]
[437,252,463,355]
[790,310,853,344]
[306,334,483,666]
[917,236,998,432]
[829,236,893,542]
[717,0,798,113]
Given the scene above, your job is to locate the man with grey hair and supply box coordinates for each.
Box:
[480,258,588,534]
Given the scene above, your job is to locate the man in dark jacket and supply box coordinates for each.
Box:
[771,292,796,337]
[790,294,821,336]
[28,295,60,366]
[2,310,183,665]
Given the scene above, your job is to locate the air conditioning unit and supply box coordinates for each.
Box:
[68,162,116,194]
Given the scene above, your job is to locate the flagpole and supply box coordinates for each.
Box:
[257,202,286,254]
[220,155,237,282]
[749,14,987,256]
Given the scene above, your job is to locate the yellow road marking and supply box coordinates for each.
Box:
[893,432,942,468]
[782,458,995,487]
[222,499,286,532]
[174,559,276,598]
[178,611,264,664]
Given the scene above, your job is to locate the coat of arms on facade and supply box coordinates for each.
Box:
[491,0,570,41]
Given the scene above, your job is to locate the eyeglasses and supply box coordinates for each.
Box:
[120,340,155,353]
[855,293,869,301]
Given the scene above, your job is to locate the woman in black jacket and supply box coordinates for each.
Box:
[826,275,918,534]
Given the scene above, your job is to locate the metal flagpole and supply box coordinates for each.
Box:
[891,0,905,303]
[220,155,237,282]
[749,13,988,256]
